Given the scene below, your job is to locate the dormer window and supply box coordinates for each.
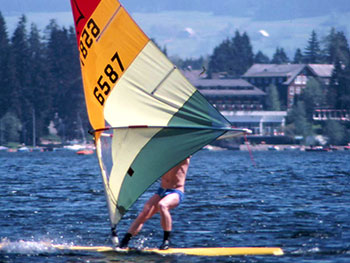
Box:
[295,75,307,85]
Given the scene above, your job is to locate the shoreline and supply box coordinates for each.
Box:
[239,144,349,151]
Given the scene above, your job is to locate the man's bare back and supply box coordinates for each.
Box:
[161,157,190,192]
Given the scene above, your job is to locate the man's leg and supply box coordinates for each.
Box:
[157,193,180,249]
[129,194,161,235]
[119,194,161,248]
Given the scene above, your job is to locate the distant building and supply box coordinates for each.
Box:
[242,64,333,110]
[182,69,286,135]
[181,64,336,136]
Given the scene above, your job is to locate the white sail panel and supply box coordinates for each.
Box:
[104,41,196,127]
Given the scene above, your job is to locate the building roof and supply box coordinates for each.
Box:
[181,69,263,93]
[244,64,306,86]
[191,78,255,89]
[243,63,334,85]
[181,69,207,81]
[243,64,305,78]
[199,87,265,97]
[308,64,334,78]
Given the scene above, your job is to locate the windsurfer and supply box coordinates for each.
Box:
[119,157,190,250]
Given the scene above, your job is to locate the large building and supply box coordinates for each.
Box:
[182,64,335,136]
[242,64,334,110]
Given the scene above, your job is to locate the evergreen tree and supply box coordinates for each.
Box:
[303,30,322,63]
[334,31,350,66]
[208,31,254,77]
[285,100,313,139]
[300,77,325,121]
[293,48,304,64]
[324,120,346,145]
[337,63,350,110]
[271,47,289,64]
[254,50,270,64]
[329,57,350,110]
[238,32,254,74]
[0,111,22,143]
[67,26,89,140]
[46,22,85,141]
[208,38,231,77]
[265,84,281,111]
[10,15,30,143]
[323,27,337,64]
[0,12,11,119]
[328,59,342,109]
[323,28,350,66]
[27,23,51,144]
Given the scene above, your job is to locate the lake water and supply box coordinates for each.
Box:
[0,150,350,263]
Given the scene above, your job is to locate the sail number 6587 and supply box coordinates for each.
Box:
[93,51,125,106]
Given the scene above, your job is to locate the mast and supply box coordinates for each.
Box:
[0,118,3,145]
[32,108,36,148]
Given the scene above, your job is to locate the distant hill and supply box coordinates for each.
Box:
[1,0,350,59]
[1,0,350,21]
[123,0,350,21]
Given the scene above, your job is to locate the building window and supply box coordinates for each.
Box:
[288,98,294,107]
[295,75,307,84]
[289,86,295,95]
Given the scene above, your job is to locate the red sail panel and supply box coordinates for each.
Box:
[70,0,102,42]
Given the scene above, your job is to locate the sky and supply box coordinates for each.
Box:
[1,0,350,59]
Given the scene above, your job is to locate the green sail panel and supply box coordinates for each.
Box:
[169,90,230,128]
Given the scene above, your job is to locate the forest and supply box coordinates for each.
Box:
[0,13,86,146]
[0,12,349,146]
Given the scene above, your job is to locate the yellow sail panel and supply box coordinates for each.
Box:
[79,0,148,130]
[104,41,196,127]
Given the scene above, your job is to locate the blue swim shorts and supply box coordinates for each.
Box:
[156,187,185,204]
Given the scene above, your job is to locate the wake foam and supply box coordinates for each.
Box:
[0,239,65,254]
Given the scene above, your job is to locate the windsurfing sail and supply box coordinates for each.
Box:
[70,0,250,231]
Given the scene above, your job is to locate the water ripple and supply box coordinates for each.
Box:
[0,151,350,262]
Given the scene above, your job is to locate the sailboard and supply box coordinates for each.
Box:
[53,245,284,256]
[0,242,283,256]
[68,0,282,256]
